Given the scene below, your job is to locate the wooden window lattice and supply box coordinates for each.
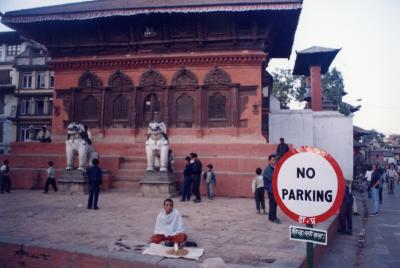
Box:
[78,71,103,88]
[112,95,129,120]
[82,96,98,120]
[176,94,193,127]
[208,94,226,119]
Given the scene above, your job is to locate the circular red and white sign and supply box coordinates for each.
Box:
[272,146,345,224]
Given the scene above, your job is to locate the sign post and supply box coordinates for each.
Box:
[273,147,345,268]
[306,224,314,268]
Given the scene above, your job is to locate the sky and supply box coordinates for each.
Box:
[1,0,399,135]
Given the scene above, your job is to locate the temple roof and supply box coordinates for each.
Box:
[2,0,302,23]
[2,0,302,59]
[0,31,22,44]
[353,126,373,136]
[293,46,341,76]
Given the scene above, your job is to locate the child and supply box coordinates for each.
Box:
[252,168,265,214]
[203,164,216,200]
[44,161,58,193]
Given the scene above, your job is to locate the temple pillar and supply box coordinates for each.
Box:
[310,65,322,112]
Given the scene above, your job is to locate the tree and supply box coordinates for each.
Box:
[321,67,346,108]
[271,69,302,109]
[270,67,352,115]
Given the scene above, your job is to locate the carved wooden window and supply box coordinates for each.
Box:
[204,67,231,85]
[140,69,166,88]
[82,95,98,120]
[108,70,133,89]
[208,93,226,119]
[112,95,129,120]
[172,67,198,87]
[78,71,103,88]
[176,94,193,128]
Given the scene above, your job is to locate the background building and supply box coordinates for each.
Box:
[0,31,23,153]
[14,41,53,141]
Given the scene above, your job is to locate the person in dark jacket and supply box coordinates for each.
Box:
[276,137,289,162]
[1,159,11,194]
[86,159,102,210]
[368,164,380,216]
[190,153,202,203]
[181,156,192,202]
[338,180,354,235]
[263,154,280,224]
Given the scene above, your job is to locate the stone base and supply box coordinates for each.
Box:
[140,171,179,197]
[59,170,88,194]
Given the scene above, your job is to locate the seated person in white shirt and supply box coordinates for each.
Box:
[150,199,187,246]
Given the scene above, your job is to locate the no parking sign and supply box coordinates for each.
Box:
[273,146,345,225]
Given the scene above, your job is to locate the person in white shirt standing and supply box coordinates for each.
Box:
[252,168,266,214]
[44,161,58,193]
[1,159,11,194]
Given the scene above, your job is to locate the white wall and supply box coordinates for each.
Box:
[269,109,354,180]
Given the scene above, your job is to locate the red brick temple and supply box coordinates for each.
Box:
[2,0,302,197]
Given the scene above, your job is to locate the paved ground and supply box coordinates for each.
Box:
[319,183,400,268]
[0,190,320,267]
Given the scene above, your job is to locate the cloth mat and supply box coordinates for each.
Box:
[143,243,204,260]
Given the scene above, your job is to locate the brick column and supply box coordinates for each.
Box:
[310,65,322,111]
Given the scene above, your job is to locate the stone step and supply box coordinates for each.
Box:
[112,180,141,191]
[120,163,147,170]
[116,169,144,177]
[0,154,120,172]
[114,175,142,181]
[119,159,147,169]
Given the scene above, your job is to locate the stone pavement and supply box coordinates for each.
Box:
[319,183,400,268]
[0,190,327,267]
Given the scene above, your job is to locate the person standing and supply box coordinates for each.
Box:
[387,164,398,194]
[190,153,202,203]
[43,161,58,193]
[276,138,289,162]
[263,155,280,224]
[338,180,353,235]
[368,164,380,216]
[168,149,176,173]
[378,165,384,204]
[252,168,265,214]
[203,164,216,200]
[181,156,192,202]
[86,159,102,210]
[1,159,11,194]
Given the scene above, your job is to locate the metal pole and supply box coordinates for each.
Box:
[306,224,314,268]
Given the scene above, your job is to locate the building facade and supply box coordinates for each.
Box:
[0,32,24,153]
[14,42,53,141]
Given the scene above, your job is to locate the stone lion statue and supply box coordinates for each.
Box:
[65,122,98,171]
[146,121,169,172]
